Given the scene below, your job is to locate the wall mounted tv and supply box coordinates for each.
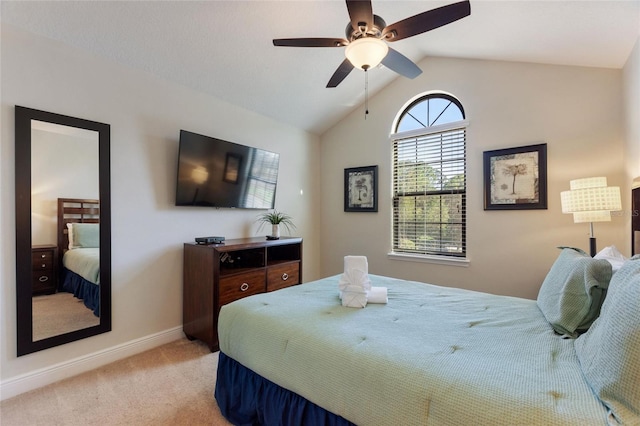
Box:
[175,130,279,209]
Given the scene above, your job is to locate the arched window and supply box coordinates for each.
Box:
[391,93,467,258]
[396,93,465,132]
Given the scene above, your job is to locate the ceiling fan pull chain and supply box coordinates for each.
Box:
[365,68,369,119]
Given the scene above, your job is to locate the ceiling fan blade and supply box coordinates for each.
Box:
[346,0,373,32]
[273,38,348,48]
[381,48,422,79]
[326,58,354,88]
[382,0,470,42]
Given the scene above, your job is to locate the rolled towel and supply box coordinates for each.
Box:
[368,286,388,304]
[341,286,368,308]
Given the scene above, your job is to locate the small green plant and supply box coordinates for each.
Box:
[256,210,296,235]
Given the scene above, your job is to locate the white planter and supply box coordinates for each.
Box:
[271,224,280,239]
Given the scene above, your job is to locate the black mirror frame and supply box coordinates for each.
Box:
[15,105,112,356]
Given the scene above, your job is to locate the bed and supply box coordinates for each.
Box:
[57,198,101,316]
[215,248,640,425]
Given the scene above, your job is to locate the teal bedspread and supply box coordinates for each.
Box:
[218,275,609,425]
[62,248,100,284]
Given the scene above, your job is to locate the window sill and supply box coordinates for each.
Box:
[387,252,470,267]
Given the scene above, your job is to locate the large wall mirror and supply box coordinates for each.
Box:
[15,106,111,356]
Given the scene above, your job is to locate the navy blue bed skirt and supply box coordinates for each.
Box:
[60,268,100,316]
[215,352,354,426]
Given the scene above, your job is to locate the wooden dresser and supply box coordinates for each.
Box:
[32,244,58,295]
[183,237,302,351]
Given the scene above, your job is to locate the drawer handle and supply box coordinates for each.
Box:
[240,282,249,292]
[38,276,49,282]
[40,264,47,269]
[282,273,289,281]
[41,254,46,258]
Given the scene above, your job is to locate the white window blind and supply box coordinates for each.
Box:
[392,125,466,257]
[244,150,279,208]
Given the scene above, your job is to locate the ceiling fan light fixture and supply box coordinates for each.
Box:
[345,37,388,70]
[273,0,471,87]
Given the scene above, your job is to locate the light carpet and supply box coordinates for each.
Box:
[32,292,100,341]
[1,338,232,425]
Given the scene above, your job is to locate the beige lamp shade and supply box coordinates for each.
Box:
[560,177,621,223]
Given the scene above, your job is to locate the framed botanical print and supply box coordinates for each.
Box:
[344,165,378,212]
[483,143,547,210]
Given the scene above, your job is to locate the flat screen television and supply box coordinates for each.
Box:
[175,130,279,209]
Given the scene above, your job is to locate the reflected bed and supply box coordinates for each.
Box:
[57,198,100,316]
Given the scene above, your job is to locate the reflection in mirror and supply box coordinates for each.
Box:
[15,106,111,356]
[31,123,100,340]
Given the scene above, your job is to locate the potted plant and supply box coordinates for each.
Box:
[256,210,296,240]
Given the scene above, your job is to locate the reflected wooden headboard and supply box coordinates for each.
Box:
[57,198,100,262]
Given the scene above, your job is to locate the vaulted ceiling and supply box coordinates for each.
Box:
[2,1,639,135]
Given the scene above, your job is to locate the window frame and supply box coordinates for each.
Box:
[389,93,469,264]
[396,93,465,132]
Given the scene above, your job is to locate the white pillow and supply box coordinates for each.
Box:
[67,222,74,250]
[594,245,627,272]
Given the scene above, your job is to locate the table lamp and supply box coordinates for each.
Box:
[560,177,621,256]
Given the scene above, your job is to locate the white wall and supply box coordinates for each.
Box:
[320,56,626,300]
[32,128,99,246]
[1,25,321,388]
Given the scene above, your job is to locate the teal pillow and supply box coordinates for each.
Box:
[69,223,100,249]
[574,256,640,424]
[537,247,611,337]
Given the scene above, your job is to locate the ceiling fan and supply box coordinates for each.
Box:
[273,0,471,88]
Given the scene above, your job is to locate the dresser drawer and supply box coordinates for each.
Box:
[32,272,56,294]
[219,270,265,306]
[267,262,300,292]
[32,250,54,270]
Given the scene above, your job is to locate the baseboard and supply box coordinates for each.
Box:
[1,326,184,401]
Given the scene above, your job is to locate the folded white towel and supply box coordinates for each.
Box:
[341,287,368,308]
[344,255,368,273]
[338,268,371,293]
[338,255,373,308]
[339,256,371,292]
[368,286,388,304]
